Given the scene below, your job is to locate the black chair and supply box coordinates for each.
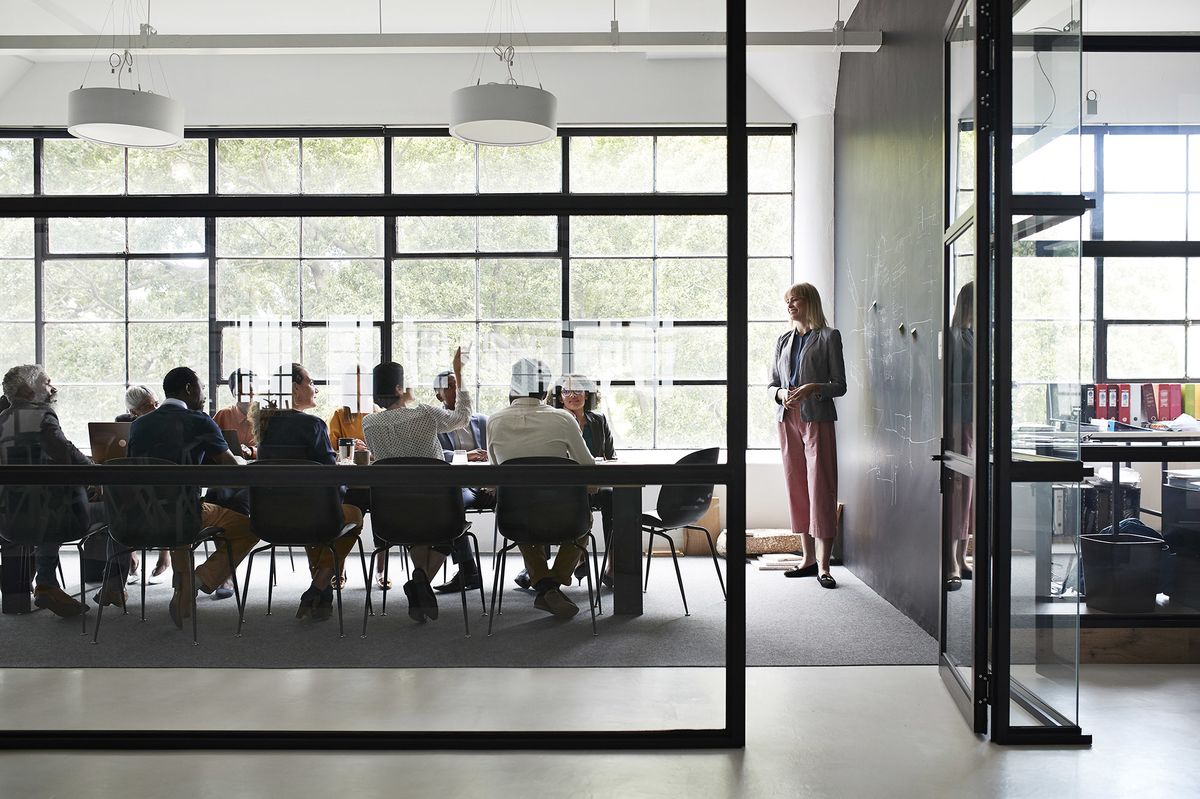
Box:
[0,472,108,636]
[366,457,484,637]
[490,456,599,636]
[636,447,724,617]
[97,456,239,644]
[239,459,367,638]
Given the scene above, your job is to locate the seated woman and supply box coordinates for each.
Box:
[251,363,364,622]
[362,348,471,624]
[553,374,616,586]
[117,384,159,422]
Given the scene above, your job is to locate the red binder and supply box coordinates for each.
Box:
[1168,384,1183,420]
[1141,383,1159,423]
[1118,384,1132,425]
[1160,384,1173,420]
[1096,383,1108,419]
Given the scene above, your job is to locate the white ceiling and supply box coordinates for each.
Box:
[0,0,863,125]
[0,0,856,38]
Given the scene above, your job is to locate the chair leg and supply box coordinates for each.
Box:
[288,546,296,572]
[362,549,379,638]
[236,548,263,638]
[90,553,115,644]
[331,545,344,639]
[591,536,603,615]
[222,537,243,618]
[57,560,65,590]
[75,542,88,636]
[381,552,391,616]
[355,538,370,596]
[401,546,411,580]
[139,548,148,622]
[458,545,471,638]
[667,536,689,617]
[189,549,199,645]
[691,526,727,600]
[488,542,511,636]
[496,545,508,617]
[266,547,276,616]
[584,534,598,636]
[467,532,487,615]
[644,530,656,593]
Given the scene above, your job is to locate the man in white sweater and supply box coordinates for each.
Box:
[487,359,595,618]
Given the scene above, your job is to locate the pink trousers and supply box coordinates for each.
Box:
[779,413,838,539]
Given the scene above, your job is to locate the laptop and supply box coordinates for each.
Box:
[88,422,131,464]
[221,429,241,455]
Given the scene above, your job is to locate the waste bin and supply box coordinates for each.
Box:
[1080,532,1165,613]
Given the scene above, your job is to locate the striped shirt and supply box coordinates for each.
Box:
[362,390,473,461]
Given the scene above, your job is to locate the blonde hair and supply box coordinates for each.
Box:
[784,283,828,329]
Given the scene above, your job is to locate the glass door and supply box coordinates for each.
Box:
[939,0,990,734]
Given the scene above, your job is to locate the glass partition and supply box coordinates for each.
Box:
[1009,481,1081,729]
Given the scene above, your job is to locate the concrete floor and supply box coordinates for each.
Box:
[0,664,1196,798]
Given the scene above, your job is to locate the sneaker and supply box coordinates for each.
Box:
[533,588,579,619]
[33,586,89,618]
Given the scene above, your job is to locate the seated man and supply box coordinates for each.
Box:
[127,366,257,628]
[0,364,129,616]
[253,363,364,622]
[486,358,595,619]
[432,369,492,594]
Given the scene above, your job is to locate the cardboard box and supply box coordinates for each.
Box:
[683,497,722,555]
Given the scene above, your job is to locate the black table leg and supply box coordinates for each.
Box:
[612,486,642,616]
[1,542,34,614]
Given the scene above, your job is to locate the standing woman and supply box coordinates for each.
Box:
[770,283,846,588]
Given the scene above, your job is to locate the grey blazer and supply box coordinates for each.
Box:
[768,326,847,423]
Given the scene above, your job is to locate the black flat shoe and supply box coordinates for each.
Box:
[402,580,426,624]
[784,563,818,578]
[573,559,590,583]
[296,586,321,619]
[960,567,973,580]
[817,573,837,589]
[513,569,532,591]
[946,576,963,592]
[414,569,438,622]
[311,587,334,622]
[434,571,482,594]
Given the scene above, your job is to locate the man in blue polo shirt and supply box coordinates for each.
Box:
[127,366,257,628]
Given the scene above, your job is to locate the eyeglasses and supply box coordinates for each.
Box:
[562,389,585,397]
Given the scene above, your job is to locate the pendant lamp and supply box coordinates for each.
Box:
[451,2,556,148]
[68,4,184,149]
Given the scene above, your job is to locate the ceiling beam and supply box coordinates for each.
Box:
[0,30,884,56]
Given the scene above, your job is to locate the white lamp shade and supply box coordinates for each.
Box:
[449,83,557,146]
[67,86,184,149]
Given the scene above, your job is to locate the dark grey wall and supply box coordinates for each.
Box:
[834,0,955,636]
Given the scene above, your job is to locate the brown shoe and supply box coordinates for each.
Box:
[92,584,128,608]
[533,588,579,618]
[33,587,89,618]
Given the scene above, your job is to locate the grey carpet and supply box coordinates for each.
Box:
[1,553,935,668]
